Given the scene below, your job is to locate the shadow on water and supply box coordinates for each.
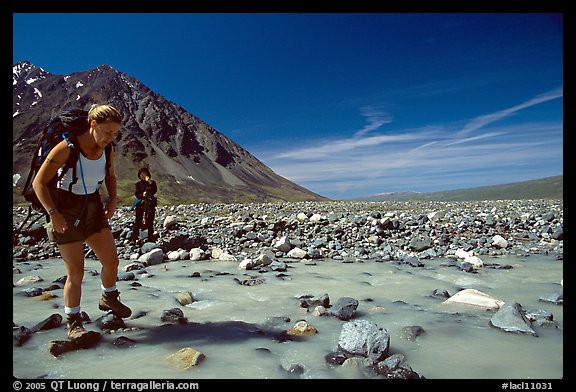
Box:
[132,320,306,346]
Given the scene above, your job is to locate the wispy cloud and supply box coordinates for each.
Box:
[355,106,393,137]
[256,88,563,199]
[458,88,563,135]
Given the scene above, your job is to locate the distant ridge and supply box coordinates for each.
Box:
[352,175,563,202]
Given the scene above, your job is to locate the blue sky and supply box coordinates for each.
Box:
[12,13,563,200]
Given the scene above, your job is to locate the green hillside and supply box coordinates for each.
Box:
[355,175,563,202]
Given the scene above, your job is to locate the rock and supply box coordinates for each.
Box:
[409,236,432,252]
[539,292,563,305]
[20,287,44,297]
[269,260,288,271]
[375,353,425,379]
[48,340,78,357]
[15,275,44,286]
[211,247,223,259]
[400,325,425,341]
[432,288,451,298]
[337,319,390,363]
[551,227,563,240]
[299,293,330,309]
[176,291,194,306]
[218,252,237,261]
[13,325,32,347]
[112,336,137,347]
[286,320,318,336]
[311,305,328,316]
[273,236,292,252]
[36,292,58,300]
[443,288,504,309]
[330,297,358,320]
[402,255,423,267]
[138,248,164,266]
[163,216,179,230]
[161,308,187,324]
[238,258,255,270]
[167,250,181,261]
[95,313,126,331]
[492,235,509,249]
[30,313,62,333]
[489,302,537,336]
[254,253,274,266]
[167,347,205,369]
[234,277,265,286]
[189,248,205,261]
[325,351,349,366]
[287,247,307,259]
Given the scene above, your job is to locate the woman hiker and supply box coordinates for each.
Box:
[32,104,132,345]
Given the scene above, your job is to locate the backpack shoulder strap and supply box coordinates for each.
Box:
[60,132,81,189]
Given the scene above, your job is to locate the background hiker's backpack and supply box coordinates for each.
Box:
[21,108,113,214]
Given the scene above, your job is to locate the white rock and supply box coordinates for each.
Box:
[189,248,204,261]
[455,248,474,259]
[464,255,484,268]
[254,253,273,266]
[163,215,178,230]
[238,259,254,270]
[492,234,509,248]
[219,252,237,262]
[167,250,181,261]
[273,236,291,252]
[211,247,223,259]
[287,247,307,259]
[443,288,504,309]
[309,213,323,223]
[15,275,43,286]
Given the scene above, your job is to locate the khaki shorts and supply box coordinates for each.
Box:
[46,190,111,244]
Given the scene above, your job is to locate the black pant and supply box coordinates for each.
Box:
[131,202,155,241]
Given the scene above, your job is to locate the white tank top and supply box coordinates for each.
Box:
[57,150,106,195]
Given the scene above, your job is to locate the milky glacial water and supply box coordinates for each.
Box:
[13,254,563,380]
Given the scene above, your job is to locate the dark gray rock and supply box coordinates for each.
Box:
[539,292,563,305]
[374,353,425,379]
[337,319,390,363]
[95,313,126,331]
[489,302,537,336]
[400,325,425,341]
[330,297,359,320]
[30,313,62,333]
[160,308,187,324]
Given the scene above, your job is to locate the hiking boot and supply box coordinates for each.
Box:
[67,313,87,340]
[99,290,132,318]
[66,313,101,348]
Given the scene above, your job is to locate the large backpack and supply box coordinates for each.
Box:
[21,108,113,214]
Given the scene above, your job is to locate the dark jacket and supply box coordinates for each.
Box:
[135,179,157,207]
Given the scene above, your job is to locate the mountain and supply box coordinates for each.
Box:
[353,175,563,202]
[12,61,329,205]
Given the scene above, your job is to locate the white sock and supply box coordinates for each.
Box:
[65,306,81,315]
[101,284,117,293]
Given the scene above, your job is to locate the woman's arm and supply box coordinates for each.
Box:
[104,145,117,219]
[32,140,71,232]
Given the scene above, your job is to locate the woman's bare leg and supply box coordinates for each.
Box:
[85,227,118,289]
[57,241,85,308]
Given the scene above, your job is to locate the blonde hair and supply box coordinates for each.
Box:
[88,104,122,124]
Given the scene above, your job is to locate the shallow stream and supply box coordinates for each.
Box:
[13,254,563,380]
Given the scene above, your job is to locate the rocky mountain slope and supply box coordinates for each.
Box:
[12,61,328,205]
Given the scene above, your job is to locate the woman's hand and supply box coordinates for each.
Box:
[50,212,68,233]
[104,199,117,219]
